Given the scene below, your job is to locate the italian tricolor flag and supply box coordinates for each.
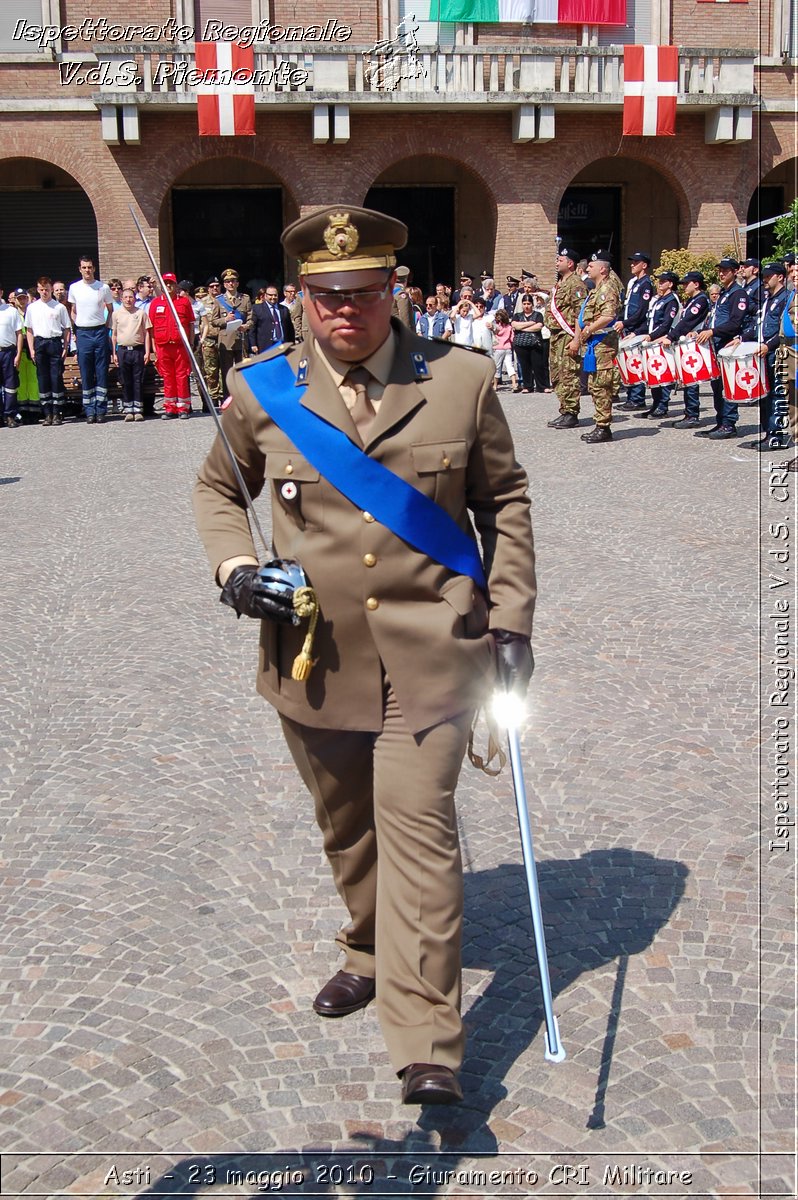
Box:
[432,0,626,21]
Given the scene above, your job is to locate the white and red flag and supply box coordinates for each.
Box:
[195,42,256,137]
[623,45,678,137]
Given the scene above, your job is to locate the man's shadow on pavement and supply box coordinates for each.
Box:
[140,848,686,1197]
[440,847,688,1133]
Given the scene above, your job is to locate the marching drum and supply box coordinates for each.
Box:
[673,337,720,386]
[615,334,647,386]
[717,342,768,403]
[642,341,678,387]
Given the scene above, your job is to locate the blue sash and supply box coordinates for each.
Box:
[244,355,487,589]
[578,297,610,373]
[218,295,243,318]
[782,290,797,346]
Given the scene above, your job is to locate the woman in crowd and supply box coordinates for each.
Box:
[511,293,547,393]
[12,289,40,422]
[451,298,476,346]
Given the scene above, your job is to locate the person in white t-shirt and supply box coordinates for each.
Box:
[25,276,72,425]
[451,300,476,347]
[67,255,113,423]
[0,295,23,427]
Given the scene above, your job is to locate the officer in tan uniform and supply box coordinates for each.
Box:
[545,246,587,430]
[193,205,537,1105]
[569,251,621,444]
[391,264,416,330]
[199,277,223,405]
[211,267,253,386]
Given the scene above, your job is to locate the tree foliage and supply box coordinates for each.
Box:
[654,246,738,286]
[772,199,798,261]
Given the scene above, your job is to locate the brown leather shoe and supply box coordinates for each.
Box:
[312,970,375,1017]
[401,1063,463,1105]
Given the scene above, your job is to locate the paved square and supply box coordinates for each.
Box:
[0,392,794,1197]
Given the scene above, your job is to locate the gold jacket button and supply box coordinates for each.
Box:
[363,553,377,567]
[284,463,294,475]
[363,511,375,522]
[366,597,379,610]
[441,455,451,468]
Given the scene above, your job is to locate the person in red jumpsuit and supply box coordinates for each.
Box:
[147,273,195,419]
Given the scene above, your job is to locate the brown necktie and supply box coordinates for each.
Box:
[346,365,375,444]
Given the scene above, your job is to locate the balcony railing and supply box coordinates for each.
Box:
[88,43,756,101]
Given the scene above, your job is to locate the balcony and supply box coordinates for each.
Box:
[88,41,755,99]
[79,42,757,144]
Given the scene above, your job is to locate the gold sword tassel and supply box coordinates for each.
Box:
[291,586,320,681]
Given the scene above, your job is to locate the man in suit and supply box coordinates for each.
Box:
[193,205,536,1106]
[251,285,295,354]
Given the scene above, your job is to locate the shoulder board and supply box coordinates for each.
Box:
[432,338,490,356]
[235,342,292,372]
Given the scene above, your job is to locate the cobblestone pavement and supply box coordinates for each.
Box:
[1,387,794,1200]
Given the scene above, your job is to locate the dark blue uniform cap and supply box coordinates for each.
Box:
[741,257,760,269]
[679,271,706,286]
[628,251,652,264]
[762,261,787,277]
[657,271,680,286]
[716,257,740,271]
[784,252,796,266]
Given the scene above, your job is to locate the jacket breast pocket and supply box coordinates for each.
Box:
[266,452,323,531]
[410,439,468,504]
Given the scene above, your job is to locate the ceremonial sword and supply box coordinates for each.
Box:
[493,693,566,1063]
[129,205,271,559]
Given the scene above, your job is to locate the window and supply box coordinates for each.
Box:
[398,0,457,48]
[0,0,47,53]
[195,0,254,32]
[598,0,651,46]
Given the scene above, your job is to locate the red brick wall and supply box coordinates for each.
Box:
[672,0,764,51]
[0,105,792,284]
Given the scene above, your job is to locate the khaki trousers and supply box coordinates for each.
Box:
[280,683,474,1074]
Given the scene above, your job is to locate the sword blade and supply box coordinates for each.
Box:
[128,206,271,559]
[506,725,566,1062]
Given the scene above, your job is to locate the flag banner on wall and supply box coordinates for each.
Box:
[431,0,627,23]
[195,42,256,136]
[623,45,678,136]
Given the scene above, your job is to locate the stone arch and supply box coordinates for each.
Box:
[364,153,499,294]
[556,150,692,266]
[745,156,797,259]
[156,155,298,290]
[0,156,99,284]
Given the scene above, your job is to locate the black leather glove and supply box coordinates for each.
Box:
[220,564,296,624]
[492,629,535,695]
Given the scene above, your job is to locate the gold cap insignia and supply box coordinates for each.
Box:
[323,213,359,260]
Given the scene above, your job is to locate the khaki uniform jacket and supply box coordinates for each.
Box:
[392,289,416,330]
[193,319,536,734]
[545,273,587,339]
[211,292,253,350]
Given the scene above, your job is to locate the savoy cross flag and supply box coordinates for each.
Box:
[195,42,256,137]
[623,45,678,137]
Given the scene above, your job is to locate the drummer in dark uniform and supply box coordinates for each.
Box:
[740,261,790,450]
[695,257,749,439]
[661,271,711,429]
[614,251,654,411]
[634,270,681,420]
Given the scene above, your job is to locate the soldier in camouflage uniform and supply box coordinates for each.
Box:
[199,276,223,406]
[544,246,587,429]
[569,251,621,444]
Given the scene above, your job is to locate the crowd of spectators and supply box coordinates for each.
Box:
[0,259,562,430]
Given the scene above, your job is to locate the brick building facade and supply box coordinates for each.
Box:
[0,0,795,292]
